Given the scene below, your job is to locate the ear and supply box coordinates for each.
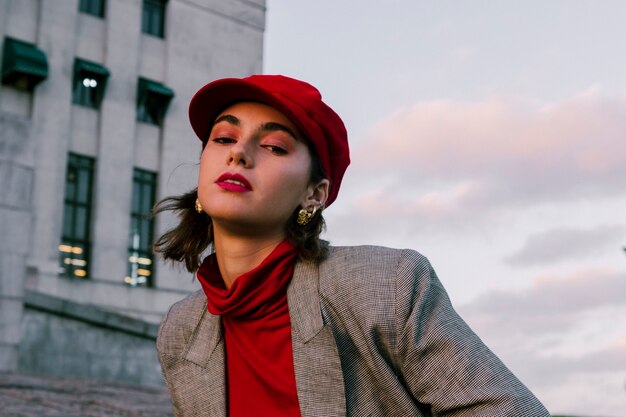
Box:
[301,179,330,209]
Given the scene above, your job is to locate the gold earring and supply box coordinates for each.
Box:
[297,206,318,226]
[195,198,203,214]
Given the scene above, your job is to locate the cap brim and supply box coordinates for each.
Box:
[188,78,312,144]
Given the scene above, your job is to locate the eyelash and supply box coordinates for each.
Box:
[262,145,288,155]
[212,137,235,144]
[211,138,288,155]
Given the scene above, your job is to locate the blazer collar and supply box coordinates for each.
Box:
[181,293,227,417]
[288,258,325,342]
[288,253,347,417]
[183,304,222,368]
[181,257,325,367]
[182,254,329,363]
[181,250,346,417]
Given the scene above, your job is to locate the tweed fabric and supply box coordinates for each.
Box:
[157,246,550,417]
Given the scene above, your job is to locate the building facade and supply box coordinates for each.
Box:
[0,0,265,375]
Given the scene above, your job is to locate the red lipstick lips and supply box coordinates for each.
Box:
[215,173,252,192]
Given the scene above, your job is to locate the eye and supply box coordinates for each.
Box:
[212,137,236,144]
[262,145,288,155]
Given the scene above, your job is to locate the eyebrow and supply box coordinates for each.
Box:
[212,115,298,140]
[259,122,298,140]
[213,114,240,126]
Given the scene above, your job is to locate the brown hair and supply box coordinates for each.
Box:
[153,146,329,273]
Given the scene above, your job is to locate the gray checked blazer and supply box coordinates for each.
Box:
[157,246,550,416]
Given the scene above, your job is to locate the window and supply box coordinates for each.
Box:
[142,0,167,38]
[72,58,110,109]
[79,0,105,18]
[136,77,174,126]
[126,168,157,287]
[59,153,95,279]
[1,37,48,91]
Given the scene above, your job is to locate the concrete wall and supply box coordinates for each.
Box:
[0,114,32,371]
[0,0,266,371]
[0,0,39,371]
[18,291,163,386]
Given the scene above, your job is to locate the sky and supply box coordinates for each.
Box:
[264,2,626,416]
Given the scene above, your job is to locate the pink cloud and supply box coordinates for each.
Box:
[352,90,626,206]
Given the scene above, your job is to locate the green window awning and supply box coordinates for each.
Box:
[137,77,174,126]
[139,77,174,99]
[74,58,110,78]
[2,37,48,90]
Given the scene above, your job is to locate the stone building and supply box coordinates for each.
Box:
[0,0,265,384]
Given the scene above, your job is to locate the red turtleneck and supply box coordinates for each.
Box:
[197,241,301,417]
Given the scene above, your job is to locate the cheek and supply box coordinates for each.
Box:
[198,150,216,179]
[272,159,311,200]
[197,158,215,196]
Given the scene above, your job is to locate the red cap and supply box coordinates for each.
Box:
[188,74,350,207]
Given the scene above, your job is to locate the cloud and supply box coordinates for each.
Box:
[515,341,626,386]
[459,267,626,323]
[348,90,626,217]
[455,267,626,415]
[511,344,626,417]
[456,267,626,364]
[450,45,477,62]
[537,370,626,417]
[505,225,626,267]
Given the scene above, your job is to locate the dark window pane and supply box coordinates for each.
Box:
[65,168,77,200]
[131,182,140,213]
[127,168,157,286]
[74,207,87,240]
[77,169,91,204]
[142,5,150,33]
[146,94,160,122]
[140,220,151,250]
[79,0,105,18]
[142,0,165,38]
[135,78,174,126]
[139,184,150,213]
[72,59,110,109]
[74,75,98,108]
[59,153,94,278]
[150,15,160,36]
[62,205,74,238]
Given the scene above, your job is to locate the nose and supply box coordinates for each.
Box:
[227,141,253,168]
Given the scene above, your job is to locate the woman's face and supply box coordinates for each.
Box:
[197,101,322,237]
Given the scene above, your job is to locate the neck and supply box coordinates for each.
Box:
[212,225,286,288]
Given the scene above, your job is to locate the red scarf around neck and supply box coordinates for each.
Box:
[196,240,301,417]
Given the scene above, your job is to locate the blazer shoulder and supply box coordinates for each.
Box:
[325,245,432,277]
[319,245,434,307]
[156,290,207,356]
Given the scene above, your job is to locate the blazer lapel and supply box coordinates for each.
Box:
[182,306,228,417]
[289,259,346,417]
[174,259,347,417]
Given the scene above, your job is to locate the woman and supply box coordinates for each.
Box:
[155,75,550,417]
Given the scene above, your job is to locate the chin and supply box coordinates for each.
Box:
[207,209,252,223]
[210,212,289,234]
